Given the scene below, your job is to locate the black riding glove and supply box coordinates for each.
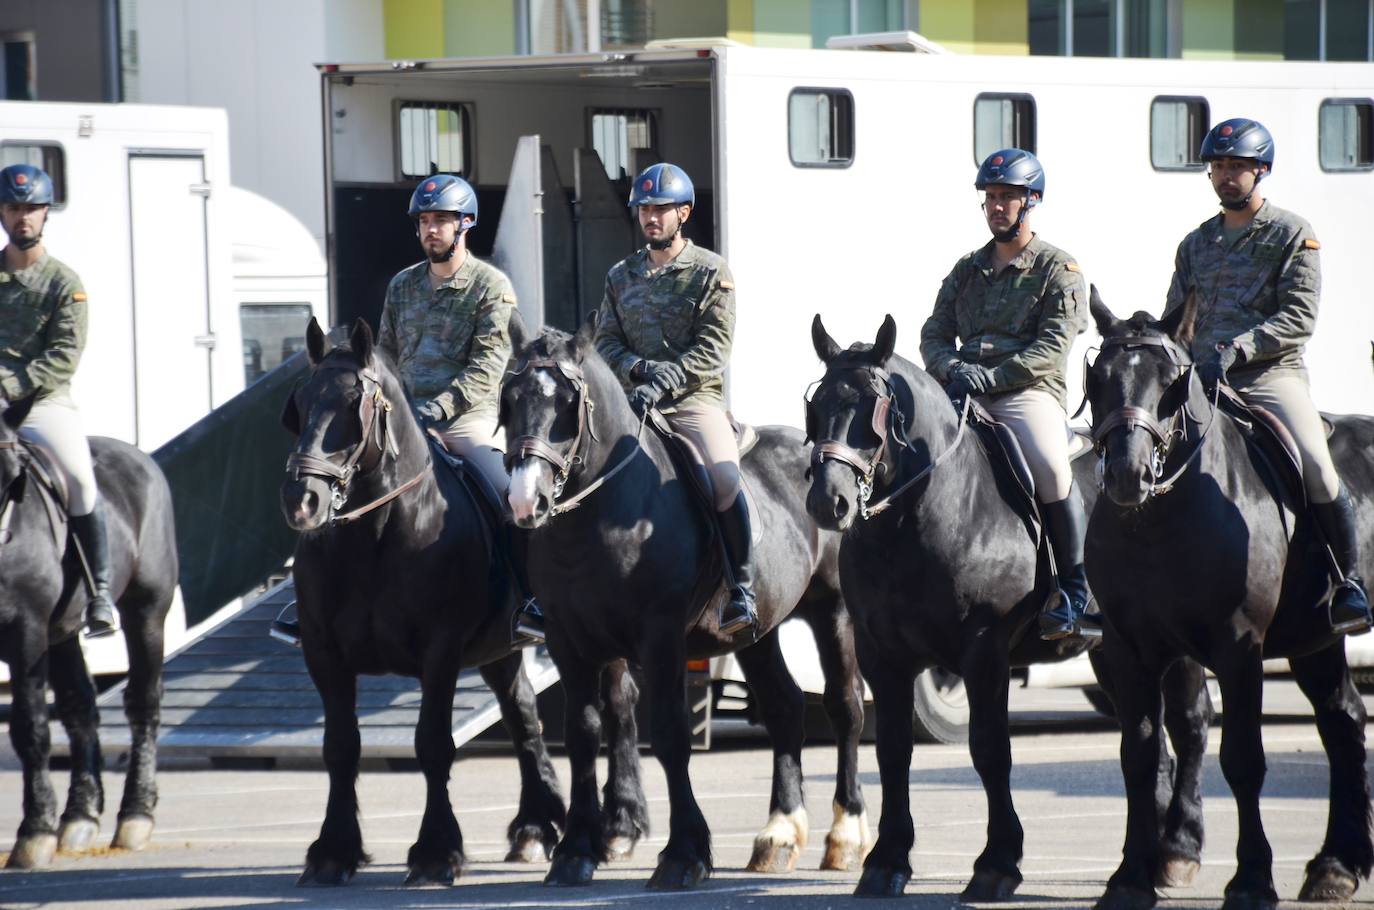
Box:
[946,363,994,399]
[633,359,687,391]
[415,400,444,427]
[1200,342,1241,391]
[628,381,667,419]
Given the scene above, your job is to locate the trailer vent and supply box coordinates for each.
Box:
[788,88,855,168]
[0,142,66,206]
[1150,96,1209,171]
[973,93,1036,164]
[396,101,471,180]
[1319,98,1374,172]
[589,108,658,180]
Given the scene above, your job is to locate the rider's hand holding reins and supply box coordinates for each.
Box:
[946,362,994,399]
[1200,340,1241,392]
[632,359,687,391]
[629,380,668,418]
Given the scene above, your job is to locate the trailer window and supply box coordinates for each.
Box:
[396,102,471,180]
[788,88,854,168]
[1150,97,1209,171]
[0,143,66,206]
[241,303,313,385]
[973,94,1036,164]
[1319,99,1374,171]
[589,108,658,180]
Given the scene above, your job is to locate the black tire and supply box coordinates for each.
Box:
[1083,685,1118,719]
[912,668,969,744]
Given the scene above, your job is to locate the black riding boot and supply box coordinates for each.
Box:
[1313,487,1372,636]
[507,526,546,646]
[1038,490,1099,641]
[718,491,759,638]
[71,503,118,639]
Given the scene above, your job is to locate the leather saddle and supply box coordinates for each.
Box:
[645,409,759,524]
[1,439,71,553]
[1217,386,1306,508]
[428,437,507,554]
[965,399,1042,540]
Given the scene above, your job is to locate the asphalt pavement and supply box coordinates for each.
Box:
[0,680,1367,910]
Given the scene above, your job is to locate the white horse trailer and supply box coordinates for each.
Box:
[317,42,1374,738]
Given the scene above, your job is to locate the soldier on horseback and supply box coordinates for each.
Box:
[919,149,1097,641]
[593,162,757,637]
[1164,117,1372,636]
[0,163,117,639]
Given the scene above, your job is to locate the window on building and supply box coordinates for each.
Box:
[811,0,910,47]
[0,143,66,206]
[396,102,471,180]
[590,108,657,180]
[788,89,855,167]
[1030,0,1169,57]
[1286,0,1374,60]
[240,303,314,385]
[1319,99,1374,171]
[1150,97,1209,170]
[0,32,35,100]
[973,94,1036,164]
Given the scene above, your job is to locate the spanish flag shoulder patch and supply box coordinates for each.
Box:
[72,292,88,302]
[1304,238,1321,250]
[718,279,734,290]
[1064,262,1080,272]
[501,292,517,303]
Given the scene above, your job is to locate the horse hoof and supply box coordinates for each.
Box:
[403,857,461,886]
[1221,891,1278,910]
[854,865,910,898]
[112,815,155,851]
[1299,860,1358,901]
[605,835,637,861]
[747,841,800,874]
[1155,856,1200,889]
[544,853,597,886]
[1094,885,1158,910]
[505,833,549,864]
[297,860,355,886]
[646,857,708,890]
[6,834,58,869]
[961,869,1022,901]
[821,839,863,871]
[58,817,100,853]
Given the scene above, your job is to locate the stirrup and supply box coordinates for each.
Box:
[718,595,758,638]
[82,606,120,640]
[269,601,302,648]
[1038,591,1078,642]
[1328,581,1373,637]
[513,598,546,646]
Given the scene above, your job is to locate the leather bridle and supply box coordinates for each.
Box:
[284,361,425,526]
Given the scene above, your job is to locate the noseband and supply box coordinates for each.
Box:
[807,367,969,519]
[284,361,425,525]
[507,357,600,503]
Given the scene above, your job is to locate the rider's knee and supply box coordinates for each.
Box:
[710,462,741,511]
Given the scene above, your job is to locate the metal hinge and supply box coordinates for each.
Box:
[189,182,212,197]
[194,333,217,349]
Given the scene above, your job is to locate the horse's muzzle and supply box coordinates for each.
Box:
[282,478,330,531]
[508,460,553,529]
[805,462,856,532]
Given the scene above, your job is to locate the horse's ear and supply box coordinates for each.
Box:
[811,314,842,363]
[350,318,375,365]
[872,314,897,366]
[306,317,326,365]
[1158,291,1198,347]
[1089,285,1120,339]
[508,308,528,354]
[572,316,596,361]
[2,393,35,431]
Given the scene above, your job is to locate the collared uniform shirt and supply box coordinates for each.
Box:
[0,250,87,402]
[1163,200,1319,382]
[919,235,1086,407]
[594,240,735,411]
[377,254,516,425]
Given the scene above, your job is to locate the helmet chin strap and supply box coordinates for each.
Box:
[646,210,684,251]
[1217,165,1265,212]
[991,190,1033,243]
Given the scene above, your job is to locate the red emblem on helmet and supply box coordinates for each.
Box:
[991,156,1004,166]
[424,180,436,191]
[641,178,654,191]
[1220,125,1234,137]
[14,173,27,185]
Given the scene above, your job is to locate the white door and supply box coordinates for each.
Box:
[129,154,213,450]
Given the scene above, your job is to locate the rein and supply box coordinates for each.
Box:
[507,356,643,517]
[808,368,971,520]
[284,361,429,526]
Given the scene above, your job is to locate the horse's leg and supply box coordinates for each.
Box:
[404,658,465,885]
[48,637,104,853]
[545,651,607,886]
[113,593,166,851]
[735,629,809,874]
[479,651,565,863]
[5,642,59,869]
[1290,643,1373,901]
[299,656,369,886]
[643,625,711,890]
[958,632,1023,901]
[598,658,649,860]
[853,631,917,897]
[1095,636,1165,910]
[1156,657,1210,888]
[1211,649,1278,910]
[803,605,870,871]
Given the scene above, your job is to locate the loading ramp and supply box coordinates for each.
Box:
[60,577,559,767]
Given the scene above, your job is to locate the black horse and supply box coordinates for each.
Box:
[804,314,1212,899]
[0,395,177,868]
[1085,292,1373,910]
[501,323,870,890]
[280,318,568,885]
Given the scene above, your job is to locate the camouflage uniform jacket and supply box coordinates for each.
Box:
[377,254,516,425]
[594,240,735,411]
[919,235,1087,407]
[0,250,87,402]
[1163,200,1318,383]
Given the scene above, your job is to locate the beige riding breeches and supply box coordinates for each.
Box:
[19,395,99,515]
[663,404,742,511]
[979,387,1074,504]
[1237,371,1341,504]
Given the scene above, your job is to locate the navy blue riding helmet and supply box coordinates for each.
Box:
[628,163,695,208]
[1200,118,1275,172]
[0,164,54,206]
[407,173,478,227]
[975,148,1045,201]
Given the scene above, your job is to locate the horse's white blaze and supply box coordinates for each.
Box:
[756,807,809,848]
[828,801,872,852]
[508,460,548,522]
[533,370,558,396]
[1126,352,1142,367]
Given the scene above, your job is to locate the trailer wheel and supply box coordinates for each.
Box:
[1083,685,1118,719]
[912,668,969,744]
